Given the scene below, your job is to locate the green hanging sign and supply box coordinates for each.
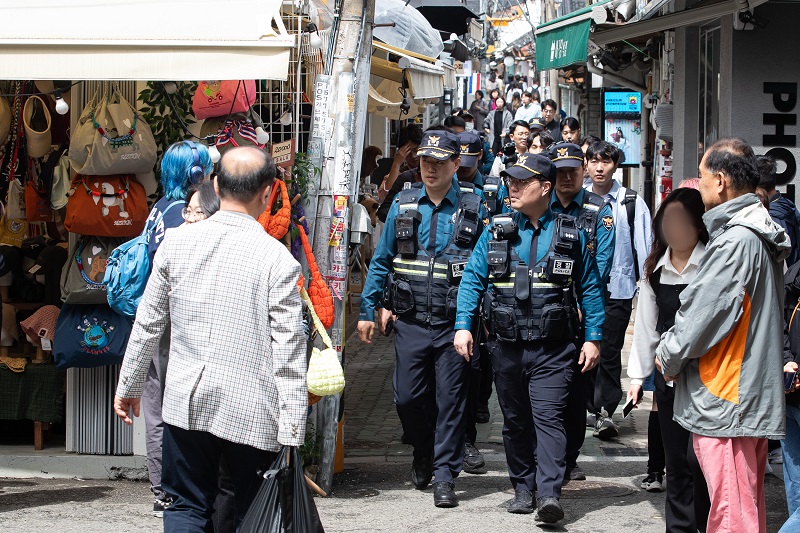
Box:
[535,18,592,71]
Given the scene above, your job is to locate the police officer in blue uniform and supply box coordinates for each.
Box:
[454,153,604,523]
[547,142,616,482]
[357,130,488,508]
[457,130,510,217]
[456,129,510,473]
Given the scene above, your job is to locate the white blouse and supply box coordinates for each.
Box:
[627,242,706,387]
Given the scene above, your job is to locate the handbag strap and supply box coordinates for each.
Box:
[143,200,183,241]
[75,238,106,288]
[81,176,130,198]
[299,286,332,350]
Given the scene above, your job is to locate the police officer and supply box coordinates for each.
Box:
[357,130,488,508]
[456,129,511,474]
[454,154,604,523]
[548,142,615,482]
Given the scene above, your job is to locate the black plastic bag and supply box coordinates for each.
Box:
[239,446,325,533]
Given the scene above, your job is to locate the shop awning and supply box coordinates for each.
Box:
[0,0,294,81]
[590,0,770,45]
[535,0,612,71]
[408,0,480,37]
[368,79,433,119]
[371,41,445,99]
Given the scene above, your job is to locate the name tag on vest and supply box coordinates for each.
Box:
[551,259,574,276]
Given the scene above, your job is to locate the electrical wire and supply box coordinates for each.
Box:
[0,80,83,98]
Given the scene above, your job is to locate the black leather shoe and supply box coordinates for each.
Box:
[463,443,486,473]
[432,482,458,508]
[507,489,534,514]
[565,463,586,482]
[536,497,564,524]
[411,455,433,490]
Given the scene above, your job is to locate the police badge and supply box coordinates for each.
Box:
[602,214,614,231]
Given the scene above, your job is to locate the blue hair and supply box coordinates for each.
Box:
[160,141,214,200]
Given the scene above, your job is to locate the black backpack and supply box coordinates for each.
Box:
[620,188,640,281]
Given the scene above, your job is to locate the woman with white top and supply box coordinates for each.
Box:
[627,187,711,533]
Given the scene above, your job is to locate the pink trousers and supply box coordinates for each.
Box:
[692,434,768,533]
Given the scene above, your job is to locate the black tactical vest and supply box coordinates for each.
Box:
[484,213,582,342]
[386,182,482,325]
[576,190,605,256]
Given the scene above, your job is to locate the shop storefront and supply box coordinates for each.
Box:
[0,0,299,469]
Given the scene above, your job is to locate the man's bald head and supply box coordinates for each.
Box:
[216,147,277,203]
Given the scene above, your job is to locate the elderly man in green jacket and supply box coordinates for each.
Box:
[656,138,790,533]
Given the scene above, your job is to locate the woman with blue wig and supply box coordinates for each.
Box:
[142,140,212,517]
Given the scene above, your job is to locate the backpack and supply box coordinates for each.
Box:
[620,187,640,281]
[103,201,182,317]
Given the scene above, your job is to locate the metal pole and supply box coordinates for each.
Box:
[307,0,374,495]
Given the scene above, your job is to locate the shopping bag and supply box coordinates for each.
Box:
[64,174,148,237]
[192,80,257,119]
[68,82,157,175]
[53,303,133,370]
[239,447,325,533]
[61,236,123,304]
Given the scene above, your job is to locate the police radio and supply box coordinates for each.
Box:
[395,208,421,255]
[487,215,518,278]
[453,192,482,247]
[395,183,422,255]
[483,176,501,215]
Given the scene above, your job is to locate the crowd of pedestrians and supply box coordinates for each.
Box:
[358,88,800,531]
[109,85,800,532]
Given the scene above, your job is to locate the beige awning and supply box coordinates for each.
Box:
[370,41,445,100]
[0,0,294,80]
[368,79,433,119]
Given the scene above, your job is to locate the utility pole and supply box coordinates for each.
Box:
[306,0,374,495]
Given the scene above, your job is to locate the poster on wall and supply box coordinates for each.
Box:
[602,89,643,167]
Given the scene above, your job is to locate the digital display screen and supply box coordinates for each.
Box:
[603,90,643,167]
[604,91,642,115]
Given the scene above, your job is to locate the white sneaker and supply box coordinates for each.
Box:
[641,472,664,492]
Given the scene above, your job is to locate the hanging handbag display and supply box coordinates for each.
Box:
[0,215,28,248]
[61,236,123,305]
[64,174,148,237]
[68,82,157,176]
[25,144,67,222]
[53,303,133,370]
[50,149,72,210]
[7,178,26,220]
[301,286,345,397]
[192,80,257,120]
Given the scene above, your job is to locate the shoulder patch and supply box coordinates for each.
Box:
[602,214,614,231]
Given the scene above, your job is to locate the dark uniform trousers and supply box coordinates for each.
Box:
[588,296,632,416]
[491,338,576,499]
[564,359,590,468]
[465,324,494,445]
[393,317,470,484]
[654,372,711,533]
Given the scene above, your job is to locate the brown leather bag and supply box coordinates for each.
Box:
[64,175,148,237]
[25,179,54,222]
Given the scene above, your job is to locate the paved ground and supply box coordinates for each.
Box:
[0,311,792,531]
